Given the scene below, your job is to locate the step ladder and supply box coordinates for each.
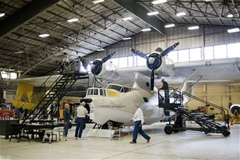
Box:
[22,73,89,124]
[158,88,230,137]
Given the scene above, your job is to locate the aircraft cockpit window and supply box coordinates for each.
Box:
[103,90,106,96]
[107,85,122,91]
[123,87,131,93]
[100,89,103,96]
[93,89,98,95]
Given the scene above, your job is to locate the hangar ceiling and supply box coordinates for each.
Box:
[0,0,239,77]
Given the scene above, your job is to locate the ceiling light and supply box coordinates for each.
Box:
[188,26,199,30]
[93,0,104,4]
[142,28,151,32]
[164,23,175,28]
[67,18,79,22]
[123,37,131,40]
[0,12,5,17]
[147,11,159,16]
[176,11,186,17]
[227,28,240,33]
[227,14,233,18]
[97,48,105,51]
[122,17,133,21]
[39,33,50,38]
[152,0,167,4]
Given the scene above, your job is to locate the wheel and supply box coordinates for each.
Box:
[164,125,173,135]
[222,130,230,137]
[173,124,180,133]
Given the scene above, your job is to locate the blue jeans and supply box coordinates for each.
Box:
[132,121,150,143]
[75,117,85,138]
[64,120,69,137]
[164,89,169,104]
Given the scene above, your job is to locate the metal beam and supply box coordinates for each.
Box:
[0,0,60,38]
[113,0,165,35]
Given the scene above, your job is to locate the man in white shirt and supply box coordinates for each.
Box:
[130,105,151,144]
[75,102,88,139]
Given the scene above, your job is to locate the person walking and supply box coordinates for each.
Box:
[160,79,169,104]
[75,102,88,139]
[130,105,151,144]
[63,103,70,141]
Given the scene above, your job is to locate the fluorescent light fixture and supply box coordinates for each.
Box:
[97,48,105,51]
[164,23,175,28]
[152,0,167,4]
[176,11,186,17]
[0,12,5,17]
[39,33,50,38]
[188,26,199,30]
[123,37,131,40]
[227,28,240,33]
[93,0,104,4]
[227,14,233,18]
[122,17,133,21]
[67,18,79,22]
[147,11,159,16]
[142,28,151,32]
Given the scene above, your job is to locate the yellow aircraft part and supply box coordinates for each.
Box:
[107,90,119,97]
[12,82,36,110]
[230,109,240,125]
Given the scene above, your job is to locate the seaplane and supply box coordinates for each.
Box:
[81,42,185,127]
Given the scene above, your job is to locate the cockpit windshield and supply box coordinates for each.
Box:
[106,84,132,93]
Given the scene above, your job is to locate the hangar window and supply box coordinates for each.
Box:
[178,50,189,62]
[214,45,227,59]
[204,46,214,60]
[190,48,202,61]
[227,43,240,58]
[110,58,119,67]
[128,56,134,67]
[137,56,146,66]
[168,51,178,63]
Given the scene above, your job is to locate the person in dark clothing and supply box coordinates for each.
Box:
[63,103,70,141]
[160,79,169,104]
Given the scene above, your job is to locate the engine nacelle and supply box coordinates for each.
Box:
[230,104,240,115]
[91,60,119,81]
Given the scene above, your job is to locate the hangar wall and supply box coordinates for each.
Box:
[86,25,240,59]
[186,83,240,120]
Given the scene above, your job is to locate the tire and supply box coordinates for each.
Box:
[164,125,173,135]
[222,130,230,137]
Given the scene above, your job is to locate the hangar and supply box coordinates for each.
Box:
[0,0,240,159]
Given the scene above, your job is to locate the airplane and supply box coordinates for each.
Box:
[81,42,189,126]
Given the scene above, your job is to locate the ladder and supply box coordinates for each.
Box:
[21,73,88,123]
[158,89,230,137]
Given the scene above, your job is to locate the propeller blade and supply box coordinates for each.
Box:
[102,52,115,63]
[150,69,155,91]
[131,49,148,59]
[161,42,179,57]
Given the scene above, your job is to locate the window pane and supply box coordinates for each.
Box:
[128,56,133,67]
[214,45,227,59]
[1,71,8,79]
[10,73,17,79]
[93,89,98,95]
[204,46,214,60]
[178,50,189,62]
[110,58,119,67]
[227,43,240,58]
[119,57,128,68]
[168,51,178,63]
[136,56,146,66]
[190,48,201,61]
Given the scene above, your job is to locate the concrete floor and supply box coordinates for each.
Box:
[0,122,239,160]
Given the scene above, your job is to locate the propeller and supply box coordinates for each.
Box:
[91,52,115,75]
[131,42,179,90]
